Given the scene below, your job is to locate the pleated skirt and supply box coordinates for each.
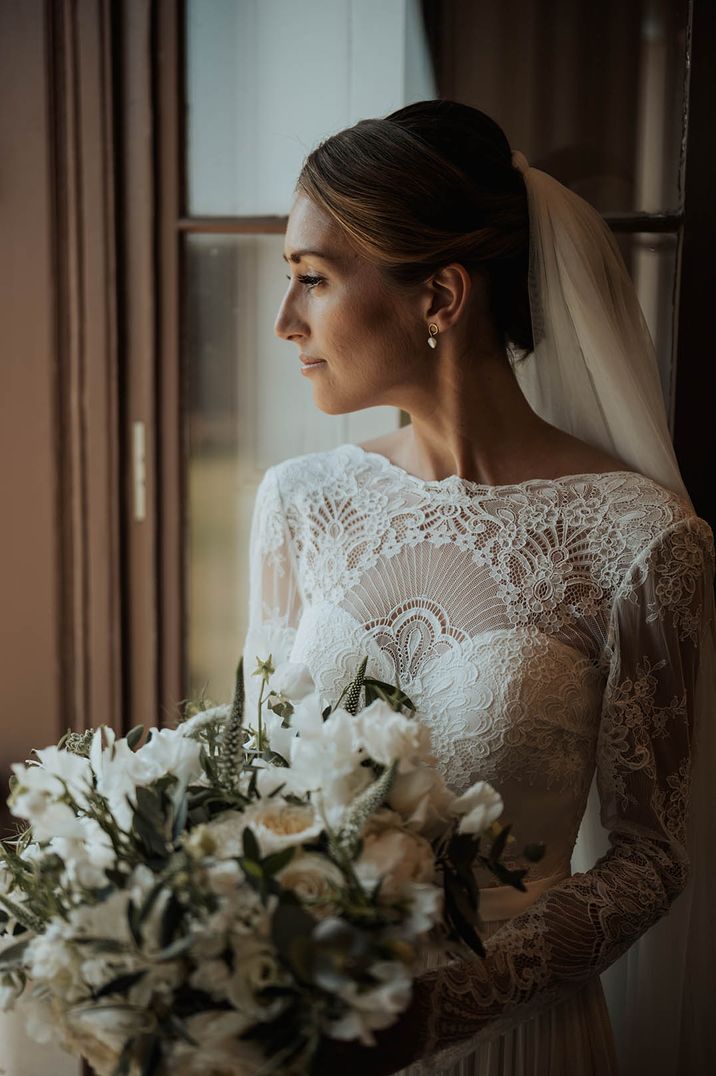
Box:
[395,914,619,1076]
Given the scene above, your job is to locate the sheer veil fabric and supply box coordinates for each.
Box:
[509,149,715,1075]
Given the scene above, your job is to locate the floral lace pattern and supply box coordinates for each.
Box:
[243,444,715,1069]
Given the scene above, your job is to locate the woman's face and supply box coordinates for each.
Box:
[275,192,425,415]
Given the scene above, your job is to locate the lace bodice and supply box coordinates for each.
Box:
[242,442,714,1067]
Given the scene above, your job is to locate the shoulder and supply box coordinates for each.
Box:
[261,446,352,505]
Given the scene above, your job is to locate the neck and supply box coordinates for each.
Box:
[398,347,551,486]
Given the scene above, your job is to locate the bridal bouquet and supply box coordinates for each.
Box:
[0,647,542,1075]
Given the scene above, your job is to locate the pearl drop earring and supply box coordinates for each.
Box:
[427,323,439,349]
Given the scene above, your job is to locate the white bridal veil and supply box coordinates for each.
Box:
[509,149,716,1076]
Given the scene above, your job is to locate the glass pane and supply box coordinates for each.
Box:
[183,232,396,699]
[186,0,688,218]
[185,0,438,215]
[614,230,678,418]
[183,233,284,701]
[428,0,688,214]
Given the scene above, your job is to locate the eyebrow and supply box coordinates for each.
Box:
[282,248,339,264]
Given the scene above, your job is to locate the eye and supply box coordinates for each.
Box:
[285,273,323,291]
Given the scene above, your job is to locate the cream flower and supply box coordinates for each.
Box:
[225,936,289,1020]
[230,800,323,857]
[450,780,504,836]
[386,764,455,839]
[276,852,344,916]
[355,826,435,901]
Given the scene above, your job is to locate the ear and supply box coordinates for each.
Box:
[423,262,477,330]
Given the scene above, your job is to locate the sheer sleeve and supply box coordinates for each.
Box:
[414,514,715,1070]
[241,466,304,701]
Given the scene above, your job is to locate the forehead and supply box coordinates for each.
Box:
[283,193,354,266]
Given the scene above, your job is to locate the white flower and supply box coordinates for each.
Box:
[178,703,231,736]
[9,748,92,836]
[206,860,243,896]
[225,936,289,1020]
[25,922,84,1004]
[135,727,202,786]
[328,960,412,1046]
[288,708,372,809]
[89,729,153,830]
[188,957,232,1000]
[173,1011,263,1076]
[354,826,435,901]
[386,764,456,839]
[48,815,115,888]
[275,852,344,916]
[403,882,444,935]
[268,660,315,701]
[353,703,433,773]
[237,800,324,856]
[450,780,503,836]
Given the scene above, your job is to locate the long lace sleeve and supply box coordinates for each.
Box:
[414,514,715,1070]
[242,466,304,696]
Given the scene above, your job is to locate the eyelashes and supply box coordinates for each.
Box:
[285,273,323,291]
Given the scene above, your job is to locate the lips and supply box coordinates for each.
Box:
[300,355,325,366]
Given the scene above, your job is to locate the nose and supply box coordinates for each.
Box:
[274,290,305,342]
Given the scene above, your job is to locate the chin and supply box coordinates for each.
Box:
[309,383,381,416]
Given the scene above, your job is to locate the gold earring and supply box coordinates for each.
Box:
[427,323,439,349]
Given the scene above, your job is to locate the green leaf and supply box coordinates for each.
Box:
[94,969,146,1000]
[239,857,264,880]
[443,878,486,958]
[137,878,167,927]
[0,936,30,969]
[139,1033,162,1076]
[488,861,528,891]
[126,725,145,750]
[488,822,512,864]
[74,937,128,953]
[270,899,317,982]
[159,895,184,949]
[154,934,195,962]
[242,826,261,862]
[448,832,480,868]
[172,793,189,843]
[163,1012,198,1046]
[127,899,143,947]
[112,1037,136,1076]
[262,847,295,876]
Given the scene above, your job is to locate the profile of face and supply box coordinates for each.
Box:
[275,193,431,415]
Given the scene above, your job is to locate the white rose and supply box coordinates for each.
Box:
[225,937,288,1019]
[275,852,344,916]
[450,780,503,836]
[353,703,433,773]
[237,800,323,856]
[355,827,435,902]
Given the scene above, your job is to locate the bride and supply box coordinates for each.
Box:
[244,100,715,1075]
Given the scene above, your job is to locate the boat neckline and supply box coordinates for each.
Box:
[338,441,643,493]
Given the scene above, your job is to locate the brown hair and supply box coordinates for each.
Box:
[297,99,533,354]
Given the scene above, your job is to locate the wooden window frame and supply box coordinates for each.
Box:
[151,0,715,721]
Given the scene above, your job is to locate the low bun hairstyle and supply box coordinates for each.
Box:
[296,99,533,355]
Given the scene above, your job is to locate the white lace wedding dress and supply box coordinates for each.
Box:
[242,441,714,1076]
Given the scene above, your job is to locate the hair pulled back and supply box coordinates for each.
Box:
[297,99,533,354]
